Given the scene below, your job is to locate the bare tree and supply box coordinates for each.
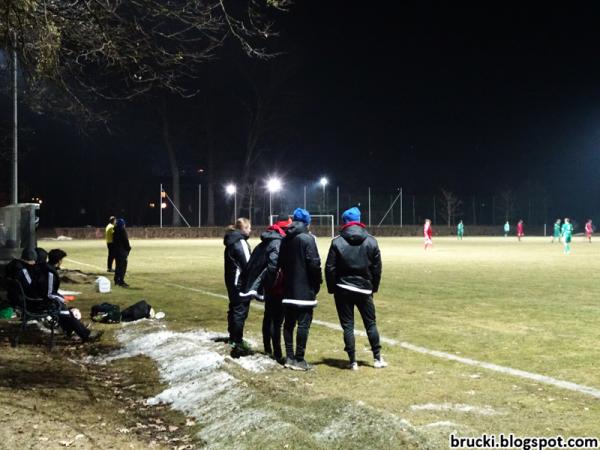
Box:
[439,188,462,226]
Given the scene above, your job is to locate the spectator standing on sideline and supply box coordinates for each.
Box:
[504,221,510,238]
[113,218,131,287]
[223,218,252,357]
[105,216,116,272]
[240,216,291,362]
[278,208,322,371]
[326,207,386,370]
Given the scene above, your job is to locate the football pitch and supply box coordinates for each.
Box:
[56,236,600,446]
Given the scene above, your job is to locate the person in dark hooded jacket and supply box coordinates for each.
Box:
[325,207,386,370]
[278,208,322,371]
[240,216,291,361]
[113,218,131,287]
[224,217,252,356]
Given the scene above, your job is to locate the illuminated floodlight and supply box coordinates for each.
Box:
[225,184,236,195]
[320,177,328,187]
[267,177,282,193]
[161,202,167,209]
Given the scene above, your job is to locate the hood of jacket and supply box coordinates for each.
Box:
[224,229,247,247]
[284,221,308,239]
[260,229,284,242]
[340,223,368,245]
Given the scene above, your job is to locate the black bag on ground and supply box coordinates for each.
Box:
[121,300,152,322]
[91,303,121,323]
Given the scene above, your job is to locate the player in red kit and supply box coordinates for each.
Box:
[585,219,593,243]
[424,219,433,250]
[517,219,524,242]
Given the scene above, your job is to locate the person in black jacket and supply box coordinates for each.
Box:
[36,249,102,342]
[240,216,291,362]
[278,208,322,371]
[113,218,131,287]
[224,218,252,357]
[5,248,38,306]
[326,207,386,370]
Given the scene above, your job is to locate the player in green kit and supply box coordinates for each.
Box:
[457,220,464,240]
[503,221,510,238]
[551,218,561,243]
[561,218,573,254]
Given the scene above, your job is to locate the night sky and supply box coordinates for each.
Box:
[2,2,600,226]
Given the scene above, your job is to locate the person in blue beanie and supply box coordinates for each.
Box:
[278,208,322,371]
[325,207,387,370]
[113,218,131,287]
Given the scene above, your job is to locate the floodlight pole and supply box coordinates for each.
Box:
[303,186,307,209]
[11,34,18,205]
[159,183,163,228]
[198,184,201,227]
[234,192,237,219]
[269,192,272,219]
[336,186,339,226]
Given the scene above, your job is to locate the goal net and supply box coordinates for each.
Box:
[269,214,335,238]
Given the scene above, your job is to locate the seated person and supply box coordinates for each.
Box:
[35,249,102,343]
[5,248,38,306]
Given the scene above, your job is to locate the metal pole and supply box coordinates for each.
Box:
[412,195,415,224]
[234,192,237,220]
[269,192,272,219]
[336,186,339,226]
[11,34,18,204]
[303,185,307,209]
[160,183,163,228]
[368,187,371,228]
[400,187,403,227]
[198,184,201,227]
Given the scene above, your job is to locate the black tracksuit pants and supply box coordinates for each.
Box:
[114,252,128,284]
[107,243,115,270]
[283,305,313,361]
[262,295,284,359]
[57,304,90,340]
[228,300,251,344]
[334,290,381,362]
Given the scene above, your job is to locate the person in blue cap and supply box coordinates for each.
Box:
[113,218,132,287]
[325,207,387,370]
[277,208,322,371]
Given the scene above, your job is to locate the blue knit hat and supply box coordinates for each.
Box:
[342,207,361,224]
[116,218,126,228]
[292,208,311,225]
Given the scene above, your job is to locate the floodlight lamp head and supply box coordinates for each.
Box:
[320,177,328,187]
[225,184,236,195]
[267,177,282,193]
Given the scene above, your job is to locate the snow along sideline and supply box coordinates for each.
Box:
[66,257,600,400]
[86,321,429,448]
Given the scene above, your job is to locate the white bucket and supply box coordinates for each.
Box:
[95,276,111,294]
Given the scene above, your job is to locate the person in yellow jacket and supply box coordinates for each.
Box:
[105,216,116,272]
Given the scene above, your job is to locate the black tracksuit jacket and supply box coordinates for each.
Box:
[112,226,131,257]
[325,223,382,295]
[277,221,322,307]
[241,229,283,299]
[223,230,251,302]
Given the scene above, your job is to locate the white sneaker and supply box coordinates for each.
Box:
[349,362,359,371]
[374,357,388,369]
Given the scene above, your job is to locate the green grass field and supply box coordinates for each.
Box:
[21,236,600,447]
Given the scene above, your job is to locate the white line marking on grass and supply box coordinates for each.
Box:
[65,257,600,400]
[410,403,499,416]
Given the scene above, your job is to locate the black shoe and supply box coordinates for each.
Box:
[107,269,114,273]
[117,282,130,288]
[84,330,103,343]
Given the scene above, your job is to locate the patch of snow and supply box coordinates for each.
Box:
[410,403,499,416]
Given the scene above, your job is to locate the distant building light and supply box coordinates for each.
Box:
[149,203,156,208]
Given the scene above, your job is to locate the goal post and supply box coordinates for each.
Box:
[269,214,335,238]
